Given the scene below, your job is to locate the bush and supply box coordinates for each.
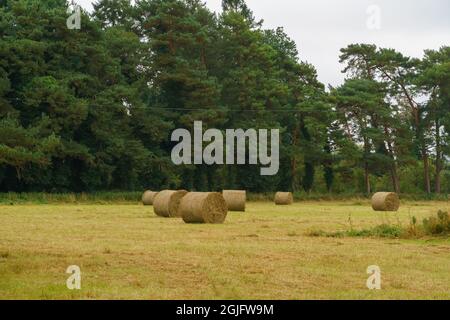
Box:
[347,224,404,238]
[422,210,450,236]
[310,224,404,239]
[307,210,449,239]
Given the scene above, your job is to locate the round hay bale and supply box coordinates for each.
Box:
[153,190,188,217]
[222,190,246,212]
[274,192,293,205]
[180,192,228,224]
[372,192,400,211]
[142,190,158,206]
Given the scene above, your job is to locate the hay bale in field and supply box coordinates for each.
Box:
[180,192,228,224]
[142,190,158,206]
[372,192,400,212]
[153,190,188,217]
[274,192,293,205]
[222,190,246,212]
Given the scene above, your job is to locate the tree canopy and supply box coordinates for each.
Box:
[0,0,449,194]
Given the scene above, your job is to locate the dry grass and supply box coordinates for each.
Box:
[0,201,449,300]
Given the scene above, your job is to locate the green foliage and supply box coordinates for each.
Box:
[308,210,450,239]
[0,0,448,194]
[0,115,60,179]
[0,191,142,204]
[423,210,450,235]
[307,224,404,239]
[346,225,404,238]
[337,43,450,194]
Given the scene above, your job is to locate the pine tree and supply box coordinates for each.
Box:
[419,46,450,193]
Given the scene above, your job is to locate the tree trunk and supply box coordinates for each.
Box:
[291,125,300,191]
[423,152,431,194]
[412,105,431,194]
[435,117,442,194]
[323,142,334,193]
[384,125,400,193]
[364,161,371,195]
[363,136,371,195]
[15,166,22,181]
[435,168,442,194]
[390,165,400,193]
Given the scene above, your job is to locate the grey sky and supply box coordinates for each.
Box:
[77,0,450,87]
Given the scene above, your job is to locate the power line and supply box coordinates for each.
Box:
[123,107,305,113]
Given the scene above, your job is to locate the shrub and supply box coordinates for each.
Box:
[307,210,449,239]
[423,210,449,236]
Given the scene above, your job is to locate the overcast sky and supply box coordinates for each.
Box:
[77,0,450,87]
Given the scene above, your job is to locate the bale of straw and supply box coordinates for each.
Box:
[153,190,188,217]
[180,192,228,224]
[371,192,400,211]
[142,190,158,206]
[222,190,246,212]
[274,192,293,205]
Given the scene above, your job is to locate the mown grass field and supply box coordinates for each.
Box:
[0,201,449,300]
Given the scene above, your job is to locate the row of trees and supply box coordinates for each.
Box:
[0,0,449,194]
[334,44,450,194]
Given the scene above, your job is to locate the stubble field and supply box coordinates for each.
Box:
[0,201,449,300]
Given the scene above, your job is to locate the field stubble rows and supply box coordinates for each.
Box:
[0,201,449,299]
